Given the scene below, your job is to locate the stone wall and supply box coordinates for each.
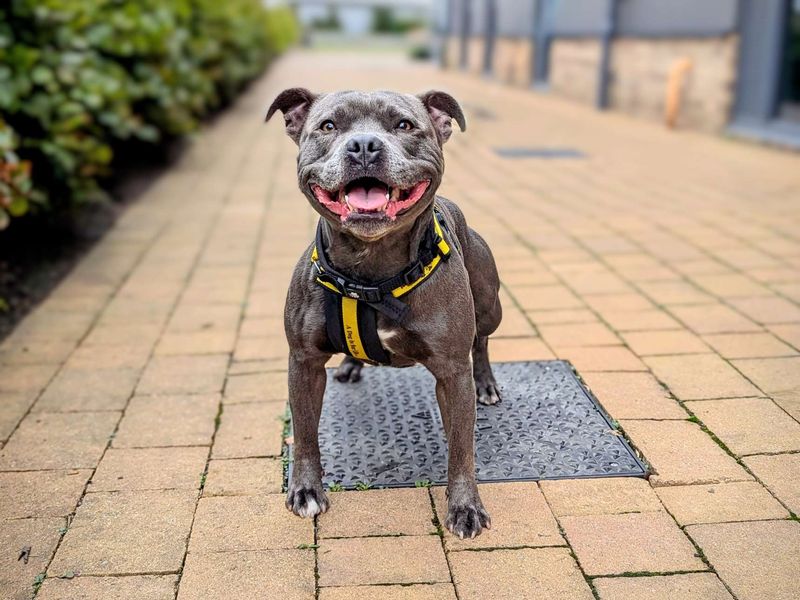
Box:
[492,37,534,87]
[548,39,602,105]
[608,35,739,132]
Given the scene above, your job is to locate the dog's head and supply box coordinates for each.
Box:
[266,88,465,241]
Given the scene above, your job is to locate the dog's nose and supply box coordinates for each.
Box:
[346,134,383,167]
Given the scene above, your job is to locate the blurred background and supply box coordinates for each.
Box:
[1,0,799,335]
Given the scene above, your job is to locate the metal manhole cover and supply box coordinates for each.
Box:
[287,360,646,489]
[494,147,586,159]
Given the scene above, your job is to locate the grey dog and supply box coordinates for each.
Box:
[267,88,502,539]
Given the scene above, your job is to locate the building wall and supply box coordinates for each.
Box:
[466,35,485,74]
[609,35,739,132]
[437,0,741,133]
[548,39,602,106]
[444,35,461,69]
[492,37,533,87]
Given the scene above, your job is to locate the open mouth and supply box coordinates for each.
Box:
[311,177,430,222]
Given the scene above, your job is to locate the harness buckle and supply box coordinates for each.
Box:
[341,281,382,303]
[403,262,424,285]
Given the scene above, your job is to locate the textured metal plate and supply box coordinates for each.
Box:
[494,147,587,159]
[287,361,646,489]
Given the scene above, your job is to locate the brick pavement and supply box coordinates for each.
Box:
[2,50,800,599]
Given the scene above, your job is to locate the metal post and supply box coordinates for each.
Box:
[596,0,620,109]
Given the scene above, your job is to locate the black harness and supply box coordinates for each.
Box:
[311,208,452,365]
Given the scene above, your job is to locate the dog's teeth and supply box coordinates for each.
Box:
[385,191,390,200]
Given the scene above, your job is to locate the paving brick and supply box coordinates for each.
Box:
[38,575,178,600]
[638,280,713,305]
[189,494,312,552]
[668,304,761,334]
[644,354,759,400]
[228,358,286,375]
[692,273,770,298]
[743,453,800,514]
[540,477,662,516]
[90,447,208,491]
[432,482,563,550]
[136,354,228,395]
[729,296,800,324]
[0,392,37,442]
[49,490,197,575]
[0,364,59,395]
[488,337,555,361]
[656,481,788,525]
[211,401,285,458]
[203,457,283,496]
[155,329,237,356]
[233,336,290,362]
[601,310,682,332]
[594,573,734,600]
[318,536,450,587]
[224,371,288,403]
[686,397,800,455]
[771,388,800,421]
[621,420,750,486]
[621,330,709,356]
[0,470,90,519]
[584,293,654,312]
[492,306,538,337]
[561,512,705,576]
[526,308,598,324]
[320,584,457,600]
[687,520,800,600]
[34,367,140,412]
[0,339,76,366]
[319,488,435,538]
[66,343,152,370]
[702,332,796,359]
[513,285,583,310]
[580,371,685,419]
[538,322,620,346]
[449,547,594,600]
[768,323,800,349]
[555,346,646,371]
[239,316,282,338]
[0,412,118,470]
[732,356,800,393]
[178,549,314,600]
[113,394,219,448]
[0,517,64,600]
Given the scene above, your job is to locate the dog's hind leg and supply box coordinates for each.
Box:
[463,228,502,405]
[334,356,364,383]
[472,335,500,405]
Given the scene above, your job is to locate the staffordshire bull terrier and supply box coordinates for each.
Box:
[267,88,502,539]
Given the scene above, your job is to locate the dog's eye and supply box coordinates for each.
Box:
[320,120,336,132]
[396,119,414,131]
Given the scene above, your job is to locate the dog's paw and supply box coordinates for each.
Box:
[445,501,492,540]
[334,357,363,383]
[476,380,501,405]
[286,483,330,518]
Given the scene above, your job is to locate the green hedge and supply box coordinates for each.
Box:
[0,0,297,229]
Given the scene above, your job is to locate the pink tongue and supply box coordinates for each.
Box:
[347,186,387,211]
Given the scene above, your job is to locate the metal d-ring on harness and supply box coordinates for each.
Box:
[310,208,452,365]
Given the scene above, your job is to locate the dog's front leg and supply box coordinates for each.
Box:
[433,362,491,539]
[286,351,329,518]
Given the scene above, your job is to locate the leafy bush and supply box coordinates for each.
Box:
[0,0,297,230]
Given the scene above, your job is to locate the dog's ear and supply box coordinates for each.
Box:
[418,90,466,144]
[266,88,318,144]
